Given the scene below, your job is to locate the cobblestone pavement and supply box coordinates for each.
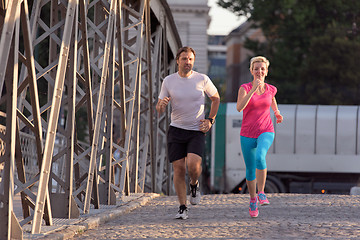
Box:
[72,194,360,240]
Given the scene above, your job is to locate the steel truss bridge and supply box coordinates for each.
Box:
[0,0,181,238]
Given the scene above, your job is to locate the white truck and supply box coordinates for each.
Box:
[209,103,360,194]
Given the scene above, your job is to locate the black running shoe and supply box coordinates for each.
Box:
[175,205,188,219]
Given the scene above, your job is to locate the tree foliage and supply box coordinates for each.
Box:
[218,0,360,104]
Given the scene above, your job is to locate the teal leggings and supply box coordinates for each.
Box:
[240,132,275,181]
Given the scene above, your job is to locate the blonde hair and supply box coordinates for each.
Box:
[249,56,270,71]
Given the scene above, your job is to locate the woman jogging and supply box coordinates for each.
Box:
[236,56,283,218]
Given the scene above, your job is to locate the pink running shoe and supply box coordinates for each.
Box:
[249,198,258,218]
[257,191,270,205]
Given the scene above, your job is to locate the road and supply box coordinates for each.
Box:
[71,194,360,239]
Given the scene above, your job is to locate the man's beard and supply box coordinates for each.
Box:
[182,65,192,74]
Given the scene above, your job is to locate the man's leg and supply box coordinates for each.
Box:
[187,153,202,205]
[172,158,187,205]
[187,153,202,185]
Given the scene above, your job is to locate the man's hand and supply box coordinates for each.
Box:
[200,119,212,133]
[156,97,171,114]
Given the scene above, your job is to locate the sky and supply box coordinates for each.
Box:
[207,0,246,35]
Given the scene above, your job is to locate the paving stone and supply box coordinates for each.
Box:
[66,194,360,240]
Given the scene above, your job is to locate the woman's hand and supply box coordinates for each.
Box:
[252,78,261,91]
[275,113,283,124]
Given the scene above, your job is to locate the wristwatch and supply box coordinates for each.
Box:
[207,117,215,125]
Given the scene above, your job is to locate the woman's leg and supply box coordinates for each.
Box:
[246,179,257,199]
[256,169,267,193]
[255,132,275,192]
[240,136,257,198]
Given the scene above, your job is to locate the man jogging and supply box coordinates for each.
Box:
[156,46,220,219]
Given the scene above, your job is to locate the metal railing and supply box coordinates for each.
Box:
[0,0,181,238]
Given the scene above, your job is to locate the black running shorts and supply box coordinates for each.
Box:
[167,126,205,163]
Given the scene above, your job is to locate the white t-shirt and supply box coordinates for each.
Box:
[158,71,218,131]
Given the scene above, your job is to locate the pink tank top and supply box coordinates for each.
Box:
[240,82,277,138]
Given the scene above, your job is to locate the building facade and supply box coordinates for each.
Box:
[167,0,210,74]
[207,35,227,99]
[224,21,265,102]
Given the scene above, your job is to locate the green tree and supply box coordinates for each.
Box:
[302,35,360,104]
[218,0,360,104]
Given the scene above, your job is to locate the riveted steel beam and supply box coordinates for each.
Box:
[0,0,182,237]
[32,0,78,233]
